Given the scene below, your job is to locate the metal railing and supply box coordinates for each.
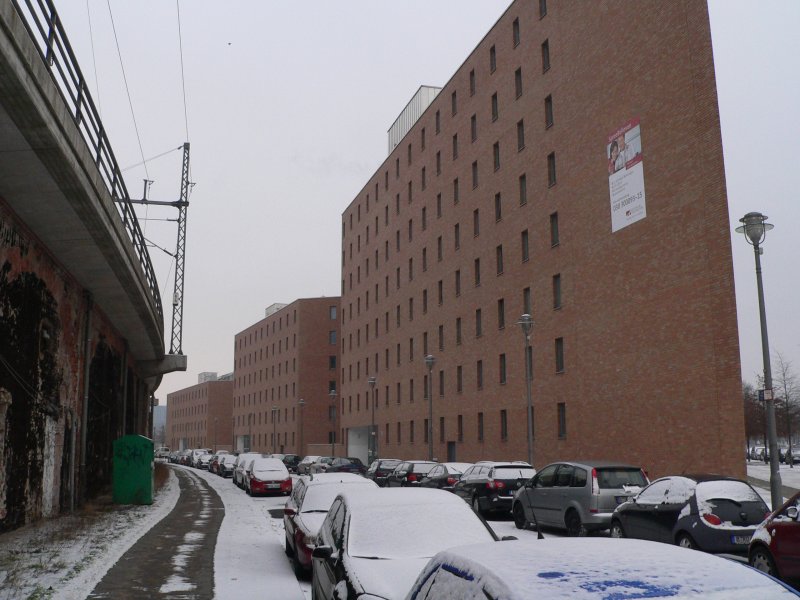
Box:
[11,0,163,321]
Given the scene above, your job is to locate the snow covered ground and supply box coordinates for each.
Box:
[0,462,791,599]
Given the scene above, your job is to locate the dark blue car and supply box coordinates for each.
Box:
[325,457,367,475]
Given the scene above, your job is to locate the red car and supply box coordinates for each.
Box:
[749,491,800,583]
[245,457,292,496]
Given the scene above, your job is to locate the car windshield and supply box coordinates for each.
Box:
[301,484,373,513]
[596,468,647,489]
[348,504,492,559]
[493,467,535,480]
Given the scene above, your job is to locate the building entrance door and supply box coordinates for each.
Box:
[447,441,456,462]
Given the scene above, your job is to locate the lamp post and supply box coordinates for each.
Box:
[271,406,278,454]
[517,314,534,466]
[298,398,305,456]
[368,376,377,463]
[425,354,436,461]
[736,211,781,508]
[329,389,337,457]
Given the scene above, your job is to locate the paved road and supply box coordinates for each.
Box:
[88,468,224,599]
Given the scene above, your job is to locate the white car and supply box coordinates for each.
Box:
[405,537,800,599]
[297,455,321,475]
[311,488,498,600]
[233,452,265,488]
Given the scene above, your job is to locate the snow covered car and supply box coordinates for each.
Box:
[245,457,291,496]
[297,455,321,475]
[311,488,498,600]
[610,475,770,553]
[750,491,800,582]
[197,453,213,470]
[404,538,800,599]
[233,452,265,488]
[218,454,237,478]
[284,473,378,575]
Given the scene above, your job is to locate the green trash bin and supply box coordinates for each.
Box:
[113,434,154,504]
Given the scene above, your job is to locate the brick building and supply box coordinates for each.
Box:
[166,373,233,452]
[339,0,743,478]
[232,299,341,456]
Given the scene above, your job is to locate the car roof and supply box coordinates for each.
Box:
[303,473,371,485]
[413,538,799,599]
[543,460,642,469]
[474,461,532,467]
[335,488,466,511]
[251,457,286,468]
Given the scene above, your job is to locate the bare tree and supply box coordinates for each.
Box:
[743,379,766,455]
[773,352,800,465]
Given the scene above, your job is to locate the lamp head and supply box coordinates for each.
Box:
[368,376,377,388]
[736,212,773,247]
[517,313,533,337]
[425,354,436,369]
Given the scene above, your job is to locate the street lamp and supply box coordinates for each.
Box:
[298,398,305,456]
[517,313,534,466]
[368,376,377,463]
[271,405,278,454]
[425,355,436,461]
[736,211,781,508]
[329,389,337,457]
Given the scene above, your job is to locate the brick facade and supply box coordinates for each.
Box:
[166,378,234,452]
[339,1,743,478]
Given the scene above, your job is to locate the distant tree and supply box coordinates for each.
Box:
[773,352,799,447]
[743,379,765,449]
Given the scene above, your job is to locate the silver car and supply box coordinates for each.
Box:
[512,460,648,536]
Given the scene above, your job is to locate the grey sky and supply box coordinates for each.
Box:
[55,1,799,401]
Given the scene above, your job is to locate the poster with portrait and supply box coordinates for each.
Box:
[607,118,646,232]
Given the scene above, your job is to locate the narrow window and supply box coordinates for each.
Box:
[472,161,479,188]
[491,93,498,121]
[407,143,412,165]
[478,412,484,441]
[496,245,504,275]
[455,269,461,296]
[408,219,413,242]
[558,402,567,439]
[523,287,532,315]
[477,360,484,389]
[500,409,508,440]
[547,152,557,186]
[421,166,426,190]
[471,114,477,142]
[435,109,441,133]
[436,193,442,218]
[423,289,428,313]
[542,39,550,72]
[396,157,400,178]
[555,337,565,373]
[436,151,441,175]
[489,45,497,72]
[512,17,520,47]
[519,173,527,205]
[410,420,415,443]
[437,236,443,261]
[493,143,500,171]
[451,90,457,115]
[421,127,426,150]
[497,298,505,329]
[458,415,464,442]
[517,120,525,151]
[438,370,445,397]
[473,209,480,236]
[452,134,459,159]
[456,317,462,345]
[469,69,476,96]
[521,229,529,262]
[553,273,562,309]
[439,417,445,442]
[515,67,523,98]
[550,212,560,246]
[545,94,554,128]
[438,324,444,351]
[499,353,507,384]
[540,0,547,19]
[422,246,428,271]
[474,258,481,286]
[453,178,460,204]
[454,223,460,249]
[422,206,427,231]
[438,280,443,305]
[475,308,483,337]
[494,194,502,221]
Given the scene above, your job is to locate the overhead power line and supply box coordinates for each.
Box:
[176,0,190,142]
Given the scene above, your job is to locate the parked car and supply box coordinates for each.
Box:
[190,448,212,468]
[419,462,473,492]
[310,456,335,474]
[311,488,499,600]
[233,452,265,488]
[326,457,367,475]
[197,453,213,470]
[384,461,437,487]
[297,455,321,475]
[365,458,402,487]
[404,538,800,599]
[218,454,237,478]
[610,474,769,553]
[282,454,301,473]
[750,491,800,582]
[512,460,648,536]
[154,446,170,460]
[453,461,535,516]
[284,473,378,575]
[245,457,292,496]
[178,449,192,465]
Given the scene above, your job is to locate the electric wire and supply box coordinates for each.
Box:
[86,0,102,118]
[176,0,190,142]
[122,145,182,172]
[144,237,176,258]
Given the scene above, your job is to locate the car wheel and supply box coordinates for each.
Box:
[565,510,586,537]
[610,520,626,538]
[285,534,293,557]
[750,546,779,578]
[472,496,484,516]
[676,532,696,550]
[513,503,527,530]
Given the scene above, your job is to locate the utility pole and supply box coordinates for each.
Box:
[170,142,190,355]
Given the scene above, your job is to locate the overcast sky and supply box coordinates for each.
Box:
[54,1,799,401]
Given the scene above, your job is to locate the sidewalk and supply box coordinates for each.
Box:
[747,461,800,506]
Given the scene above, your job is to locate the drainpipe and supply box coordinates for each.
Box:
[79,294,92,502]
[120,343,128,435]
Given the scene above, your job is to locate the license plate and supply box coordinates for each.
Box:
[267,483,280,489]
[732,535,751,545]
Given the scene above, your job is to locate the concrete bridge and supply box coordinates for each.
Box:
[0,0,184,531]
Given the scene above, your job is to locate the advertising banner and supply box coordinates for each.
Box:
[607,118,646,232]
